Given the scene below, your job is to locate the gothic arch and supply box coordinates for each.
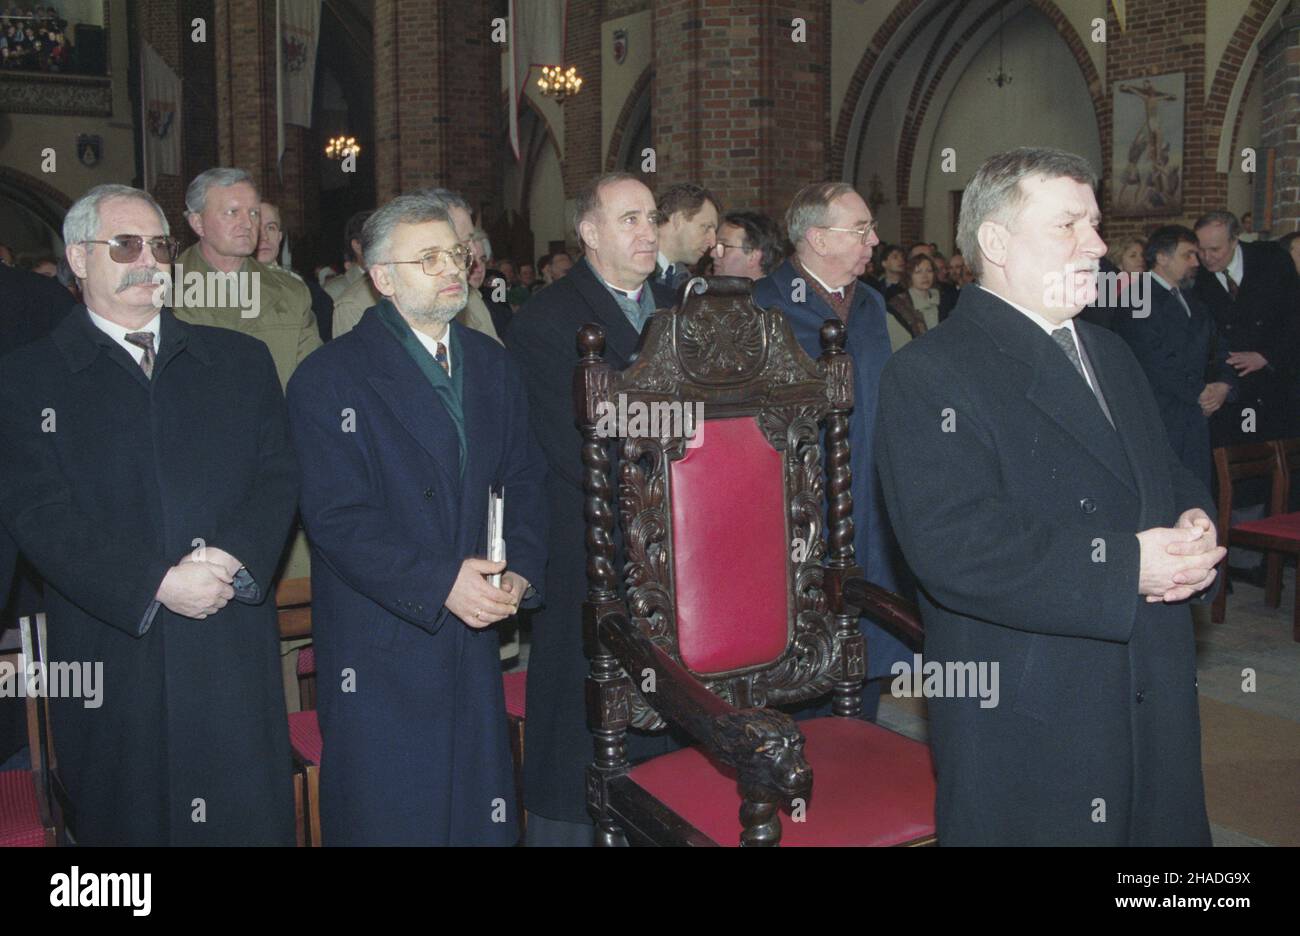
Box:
[605,65,653,173]
[1209,0,1288,173]
[0,166,74,242]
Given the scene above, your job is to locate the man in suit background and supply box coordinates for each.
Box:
[653,182,721,292]
[0,184,298,844]
[1191,211,1299,444]
[1114,225,1236,490]
[875,148,1225,845]
[506,172,674,845]
[752,181,912,720]
[287,194,546,845]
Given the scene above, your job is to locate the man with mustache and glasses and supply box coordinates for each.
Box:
[286,195,547,845]
[875,149,1224,845]
[0,184,299,845]
[173,167,322,390]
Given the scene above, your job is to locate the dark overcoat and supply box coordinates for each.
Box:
[1190,240,1300,442]
[1113,278,1235,491]
[752,260,912,679]
[504,260,674,825]
[874,285,1213,846]
[285,309,547,845]
[0,307,298,845]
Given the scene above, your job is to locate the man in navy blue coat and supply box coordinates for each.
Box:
[1113,225,1236,491]
[286,195,547,845]
[752,182,910,718]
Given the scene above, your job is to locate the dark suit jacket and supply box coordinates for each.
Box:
[0,307,298,845]
[1114,278,1235,490]
[875,286,1213,846]
[1191,240,1300,442]
[505,257,674,824]
[286,309,547,845]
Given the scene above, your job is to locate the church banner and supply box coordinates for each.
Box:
[509,0,565,161]
[141,41,181,193]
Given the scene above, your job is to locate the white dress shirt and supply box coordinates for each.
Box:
[411,325,452,377]
[1215,243,1244,293]
[1151,272,1191,316]
[802,264,846,299]
[86,307,160,366]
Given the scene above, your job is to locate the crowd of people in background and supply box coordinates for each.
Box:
[1,5,70,72]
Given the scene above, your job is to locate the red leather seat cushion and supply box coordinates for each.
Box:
[288,710,322,765]
[1234,511,1300,542]
[0,769,46,847]
[669,417,789,674]
[627,717,936,846]
[503,670,527,719]
[297,644,316,677]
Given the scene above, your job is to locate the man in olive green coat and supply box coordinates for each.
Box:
[173,168,322,389]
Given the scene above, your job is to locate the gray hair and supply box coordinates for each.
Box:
[361,194,454,268]
[62,184,170,247]
[185,167,257,216]
[472,227,492,261]
[1193,210,1241,241]
[785,181,858,246]
[956,147,1098,279]
[420,187,471,218]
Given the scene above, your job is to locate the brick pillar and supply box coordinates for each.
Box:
[1104,0,1211,245]
[372,0,501,218]
[652,0,828,218]
[209,0,316,242]
[1260,3,1300,233]
[562,0,603,196]
[138,0,186,233]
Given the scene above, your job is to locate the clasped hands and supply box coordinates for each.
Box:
[1136,509,1226,604]
[156,546,245,620]
[445,559,529,630]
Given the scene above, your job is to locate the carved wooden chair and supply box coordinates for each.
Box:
[575,276,936,846]
[276,577,319,846]
[0,614,57,846]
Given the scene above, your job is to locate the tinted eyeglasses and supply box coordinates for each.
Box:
[82,235,179,263]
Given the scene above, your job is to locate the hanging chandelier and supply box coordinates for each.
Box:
[325,136,361,160]
[537,65,584,103]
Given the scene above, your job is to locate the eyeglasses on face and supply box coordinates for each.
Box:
[712,241,751,256]
[380,244,474,276]
[819,222,878,245]
[81,234,179,263]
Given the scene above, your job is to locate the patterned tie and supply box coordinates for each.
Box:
[433,340,450,377]
[1051,327,1088,382]
[1223,271,1239,301]
[124,331,155,378]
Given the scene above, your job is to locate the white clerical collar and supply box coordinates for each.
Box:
[603,278,644,302]
[801,263,846,298]
[978,285,1078,338]
[86,306,161,364]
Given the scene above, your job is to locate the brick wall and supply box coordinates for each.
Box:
[651,0,828,220]
[562,0,604,198]
[372,0,501,218]
[1103,0,1210,247]
[1260,7,1300,233]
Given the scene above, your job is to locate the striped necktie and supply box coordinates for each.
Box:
[433,340,450,377]
[124,331,155,378]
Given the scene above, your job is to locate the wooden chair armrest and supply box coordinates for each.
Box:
[842,577,924,651]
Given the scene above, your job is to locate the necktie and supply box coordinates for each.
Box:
[1051,327,1111,424]
[1170,287,1191,317]
[124,331,155,378]
[433,340,450,377]
[1223,271,1239,300]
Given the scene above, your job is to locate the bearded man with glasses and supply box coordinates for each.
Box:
[286,194,547,845]
[0,183,300,844]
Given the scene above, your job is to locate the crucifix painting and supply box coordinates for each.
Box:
[1112,72,1185,215]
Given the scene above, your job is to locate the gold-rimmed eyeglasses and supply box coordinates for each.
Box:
[819,222,878,245]
[380,244,474,276]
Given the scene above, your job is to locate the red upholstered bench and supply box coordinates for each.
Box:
[0,769,48,847]
[628,717,935,846]
[288,710,322,846]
